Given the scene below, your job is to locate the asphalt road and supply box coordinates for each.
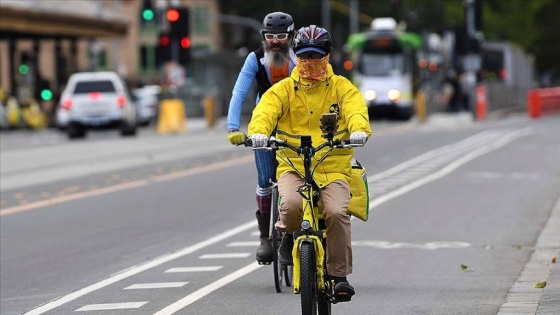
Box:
[1,114,559,315]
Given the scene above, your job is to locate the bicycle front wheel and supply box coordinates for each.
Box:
[300,241,318,315]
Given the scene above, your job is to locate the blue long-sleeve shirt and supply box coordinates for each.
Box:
[226,49,296,131]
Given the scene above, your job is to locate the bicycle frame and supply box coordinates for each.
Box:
[292,135,328,295]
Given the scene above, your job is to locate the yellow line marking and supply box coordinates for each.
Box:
[1,154,254,217]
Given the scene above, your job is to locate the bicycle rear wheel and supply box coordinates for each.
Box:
[284,264,293,287]
[271,186,284,293]
[300,241,318,315]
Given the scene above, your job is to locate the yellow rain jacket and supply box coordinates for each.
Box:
[248,64,372,188]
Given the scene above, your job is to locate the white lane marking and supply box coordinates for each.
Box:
[164,266,222,273]
[75,302,148,311]
[352,240,472,249]
[467,172,542,180]
[226,241,260,247]
[368,128,533,210]
[22,220,257,315]
[198,253,251,259]
[153,262,262,315]
[250,231,260,236]
[124,282,188,289]
[366,129,504,183]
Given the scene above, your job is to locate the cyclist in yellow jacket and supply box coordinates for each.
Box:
[248,25,371,299]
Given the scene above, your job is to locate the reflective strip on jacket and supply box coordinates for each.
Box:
[248,64,372,188]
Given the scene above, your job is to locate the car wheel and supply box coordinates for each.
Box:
[120,121,137,137]
[68,123,86,139]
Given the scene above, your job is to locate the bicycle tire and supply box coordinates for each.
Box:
[271,186,283,293]
[300,241,318,315]
[284,264,293,287]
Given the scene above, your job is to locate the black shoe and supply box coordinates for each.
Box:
[278,233,293,265]
[256,238,273,264]
[333,277,355,302]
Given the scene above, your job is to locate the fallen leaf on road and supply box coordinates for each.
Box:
[552,256,557,263]
[533,281,547,288]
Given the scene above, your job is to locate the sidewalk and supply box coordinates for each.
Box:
[499,195,560,315]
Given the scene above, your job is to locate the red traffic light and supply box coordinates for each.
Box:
[166,9,180,22]
[180,37,191,49]
[160,35,170,46]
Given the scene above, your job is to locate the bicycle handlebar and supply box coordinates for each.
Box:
[243,136,364,152]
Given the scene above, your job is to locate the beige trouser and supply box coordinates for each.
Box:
[275,172,352,277]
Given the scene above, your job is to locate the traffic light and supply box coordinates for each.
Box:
[40,88,53,101]
[166,8,180,23]
[166,8,191,65]
[18,64,30,75]
[156,32,172,66]
[179,36,191,64]
[36,78,52,102]
[167,8,190,39]
[19,53,31,75]
[141,0,154,22]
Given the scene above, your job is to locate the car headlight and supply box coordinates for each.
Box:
[364,89,377,101]
[388,89,401,103]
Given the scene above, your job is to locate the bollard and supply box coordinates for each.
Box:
[203,96,215,128]
[157,99,186,134]
[415,91,426,123]
[475,85,487,121]
[527,90,541,118]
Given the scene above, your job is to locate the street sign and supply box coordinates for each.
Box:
[165,61,185,88]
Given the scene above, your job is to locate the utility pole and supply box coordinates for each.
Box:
[321,0,331,32]
[349,0,359,34]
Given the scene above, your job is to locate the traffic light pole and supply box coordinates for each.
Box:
[171,39,178,63]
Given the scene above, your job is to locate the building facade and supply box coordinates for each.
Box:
[0,0,220,100]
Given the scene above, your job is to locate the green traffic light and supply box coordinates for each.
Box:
[142,9,154,21]
[18,64,29,75]
[40,89,53,101]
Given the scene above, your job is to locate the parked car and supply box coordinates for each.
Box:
[133,85,160,126]
[58,71,137,138]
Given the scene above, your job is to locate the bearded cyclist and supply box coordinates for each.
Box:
[226,12,297,264]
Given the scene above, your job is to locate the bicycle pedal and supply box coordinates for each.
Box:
[334,294,352,303]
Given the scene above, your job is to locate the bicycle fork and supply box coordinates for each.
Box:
[292,185,327,294]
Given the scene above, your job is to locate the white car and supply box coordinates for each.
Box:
[58,71,137,138]
[133,85,160,126]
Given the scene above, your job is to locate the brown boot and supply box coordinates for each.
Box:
[255,211,273,264]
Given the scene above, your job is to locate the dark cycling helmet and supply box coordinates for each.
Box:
[292,25,332,55]
[261,12,295,34]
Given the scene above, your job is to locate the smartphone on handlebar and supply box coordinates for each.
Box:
[320,113,338,138]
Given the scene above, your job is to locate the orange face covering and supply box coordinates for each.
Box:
[296,55,330,81]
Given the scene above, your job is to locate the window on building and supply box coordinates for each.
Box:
[193,6,211,35]
[139,45,156,73]
[98,51,108,69]
[140,46,149,70]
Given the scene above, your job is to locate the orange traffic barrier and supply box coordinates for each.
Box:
[475,85,487,121]
[527,87,560,119]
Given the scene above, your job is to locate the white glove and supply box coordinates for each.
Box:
[251,133,268,147]
[350,131,368,145]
